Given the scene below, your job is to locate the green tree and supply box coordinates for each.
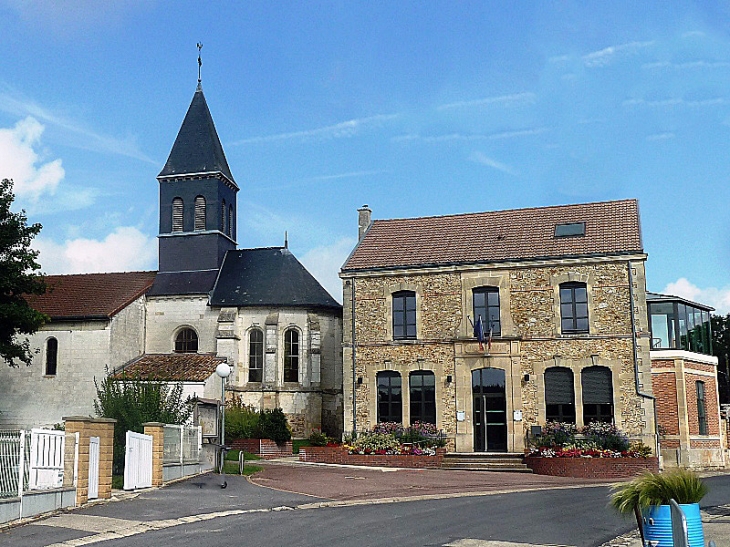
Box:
[0,178,46,366]
[711,313,730,405]
[94,373,193,474]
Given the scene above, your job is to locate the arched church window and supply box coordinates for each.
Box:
[284,329,299,383]
[228,205,233,238]
[45,337,58,376]
[172,198,184,232]
[194,196,206,231]
[174,328,198,353]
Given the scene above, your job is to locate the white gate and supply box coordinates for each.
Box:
[28,429,65,490]
[88,437,100,500]
[123,431,152,490]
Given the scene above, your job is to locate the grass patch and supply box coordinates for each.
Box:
[292,439,310,454]
[225,449,261,461]
[222,461,263,476]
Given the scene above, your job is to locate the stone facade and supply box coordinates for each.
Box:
[342,256,656,453]
[64,417,115,506]
[224,307,343,438]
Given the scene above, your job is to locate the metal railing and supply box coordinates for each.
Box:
[0,430,30,499]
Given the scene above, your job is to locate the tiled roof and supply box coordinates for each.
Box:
[342,199,642,272]
[26,271,157,320]
[148,270,220,297]
[113,353,225,382]
[210,247,342,310]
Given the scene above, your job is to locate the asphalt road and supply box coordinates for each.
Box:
[4,473,729,547]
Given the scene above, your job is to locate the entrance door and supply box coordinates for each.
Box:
[472,368,507,452]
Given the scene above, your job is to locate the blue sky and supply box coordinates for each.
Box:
[2,1,730,311]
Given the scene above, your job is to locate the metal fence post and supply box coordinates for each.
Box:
[18,431,25,520]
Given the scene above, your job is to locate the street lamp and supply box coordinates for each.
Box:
[215,362,231,488]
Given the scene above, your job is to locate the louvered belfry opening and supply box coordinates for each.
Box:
[172,198,184,232]
[221,199,227,234]
[194,196,206,231]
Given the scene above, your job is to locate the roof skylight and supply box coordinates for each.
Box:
[554,222,586,238]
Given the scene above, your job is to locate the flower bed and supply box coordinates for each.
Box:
[299,445,446,468]
[524,455,659,478]
[231,438,292,459]
[525,421,657,477]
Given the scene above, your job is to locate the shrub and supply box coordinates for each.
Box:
[225,399,259,443]
[530,421,577,448]
[309,430,329,446]
[255,408,291,444]
[349,432,401,454]
[581,421,629,452]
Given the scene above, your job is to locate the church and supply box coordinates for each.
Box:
[0,83,344,438]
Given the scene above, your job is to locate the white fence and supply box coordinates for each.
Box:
[0,429,78,523]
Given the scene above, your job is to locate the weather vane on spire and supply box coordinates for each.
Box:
[197,42,203,84]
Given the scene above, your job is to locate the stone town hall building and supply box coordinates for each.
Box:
[341,202,726,467]
[0,84,343,437]
[341,201,659,453]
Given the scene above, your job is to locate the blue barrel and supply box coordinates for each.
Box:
[643,503,704,547]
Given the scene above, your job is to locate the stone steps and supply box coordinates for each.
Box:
[441,452,532,473]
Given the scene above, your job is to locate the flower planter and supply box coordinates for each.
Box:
[524,456,659,478]
[643,503,704,547]
[231,438,292,459]
[299,446,446,468]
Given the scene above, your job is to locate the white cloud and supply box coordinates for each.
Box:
[582,41,654,68]
[438,92,536,111]
[0,89,154,163]
[35,227,157,274]
[662,278,730,315]
[299,237,357,304]
[468,151,518,176]
[0,117,64,200]
[233,114,399,145]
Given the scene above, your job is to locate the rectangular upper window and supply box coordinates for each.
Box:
[554,222,586,238]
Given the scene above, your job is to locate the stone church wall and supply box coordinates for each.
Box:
[0,295,149,429]
[145,296,219,354]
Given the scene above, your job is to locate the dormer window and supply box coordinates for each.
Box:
[554,222,585,238]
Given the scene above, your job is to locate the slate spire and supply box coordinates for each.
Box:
[158,85,237,188]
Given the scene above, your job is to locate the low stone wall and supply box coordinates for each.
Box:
[231,438,293,459]
[299,446,446,468]
[524,456,659,478]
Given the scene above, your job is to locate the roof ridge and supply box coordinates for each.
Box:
[372,198,637,224]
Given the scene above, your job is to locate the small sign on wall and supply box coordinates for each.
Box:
[456,411,466,422]
[513,409,523,422]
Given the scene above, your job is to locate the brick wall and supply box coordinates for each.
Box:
[524,456,659,478]
[653,370,680,435]
[231,438,292,459]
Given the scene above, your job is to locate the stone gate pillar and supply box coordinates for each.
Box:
[63,416,116,506]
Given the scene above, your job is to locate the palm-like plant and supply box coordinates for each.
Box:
[611,469,708,514]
